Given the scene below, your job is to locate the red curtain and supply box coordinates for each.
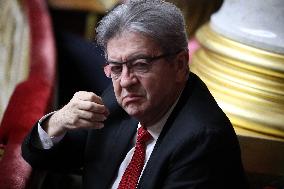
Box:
[0,0,56,188]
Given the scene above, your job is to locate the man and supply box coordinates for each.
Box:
[22,0,249,188]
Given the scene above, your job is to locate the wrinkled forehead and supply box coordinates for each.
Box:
[106,31,162,60]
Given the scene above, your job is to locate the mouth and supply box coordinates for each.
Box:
[122,94,144,105]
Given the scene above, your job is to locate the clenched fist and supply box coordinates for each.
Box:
[43,91,110,137]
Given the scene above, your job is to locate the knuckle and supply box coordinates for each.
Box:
[73,91,95,101]
[89,113,96,121]
[73,91,82,98]
[84,92,95,101]
[69,101,79,110]
[69,115,79,125]
[85,102,94,111]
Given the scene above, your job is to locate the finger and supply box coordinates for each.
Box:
[68,119,104,130]
[74,91,104,104]
[76,109,107,122]
[77,100,108,114]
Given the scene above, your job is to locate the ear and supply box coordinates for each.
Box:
[104,65,111,78]
[174,50,189,82]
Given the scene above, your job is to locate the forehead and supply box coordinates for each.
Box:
[106,32,161,60]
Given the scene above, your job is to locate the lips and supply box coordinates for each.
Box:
[122,94,144,105]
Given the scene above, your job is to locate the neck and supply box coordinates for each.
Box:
[141,82,185,127]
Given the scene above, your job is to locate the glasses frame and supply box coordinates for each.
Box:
[104,50,183,79]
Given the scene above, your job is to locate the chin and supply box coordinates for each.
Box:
[124,103,145,118]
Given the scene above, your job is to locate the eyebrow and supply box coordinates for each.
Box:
[107,54,154,65]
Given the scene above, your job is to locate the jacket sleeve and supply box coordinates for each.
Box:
[21,122,87,173]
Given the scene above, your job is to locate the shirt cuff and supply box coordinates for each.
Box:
[37,111,65,149]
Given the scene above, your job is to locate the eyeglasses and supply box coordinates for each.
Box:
[104,51,182,79]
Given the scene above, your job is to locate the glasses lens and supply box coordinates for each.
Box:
[132,60,151,74]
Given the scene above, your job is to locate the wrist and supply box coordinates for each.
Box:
[43,113,66,137]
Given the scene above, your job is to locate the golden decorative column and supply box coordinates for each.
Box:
[191,24,284,139]
[191,0,284,176]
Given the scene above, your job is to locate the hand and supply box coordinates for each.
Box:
[43,91,109,137]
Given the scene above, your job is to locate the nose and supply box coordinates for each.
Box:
[119,65,138,87]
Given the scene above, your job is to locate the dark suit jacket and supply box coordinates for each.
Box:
[22,72,249,189]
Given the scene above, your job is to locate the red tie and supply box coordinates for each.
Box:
[118,126,152,189]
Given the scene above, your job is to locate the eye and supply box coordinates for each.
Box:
[132,59,150,72]
[110,64,123,74]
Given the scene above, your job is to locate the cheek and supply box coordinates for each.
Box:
[147,73,176,97]
[113,83,122,103]
[143,80,163,100]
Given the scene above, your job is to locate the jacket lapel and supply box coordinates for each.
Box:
[103,117,138,188]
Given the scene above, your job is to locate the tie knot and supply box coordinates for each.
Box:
[137,126,152,144]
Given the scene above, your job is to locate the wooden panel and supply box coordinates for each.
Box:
[238,133,284,176]
[48,0,118,13]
